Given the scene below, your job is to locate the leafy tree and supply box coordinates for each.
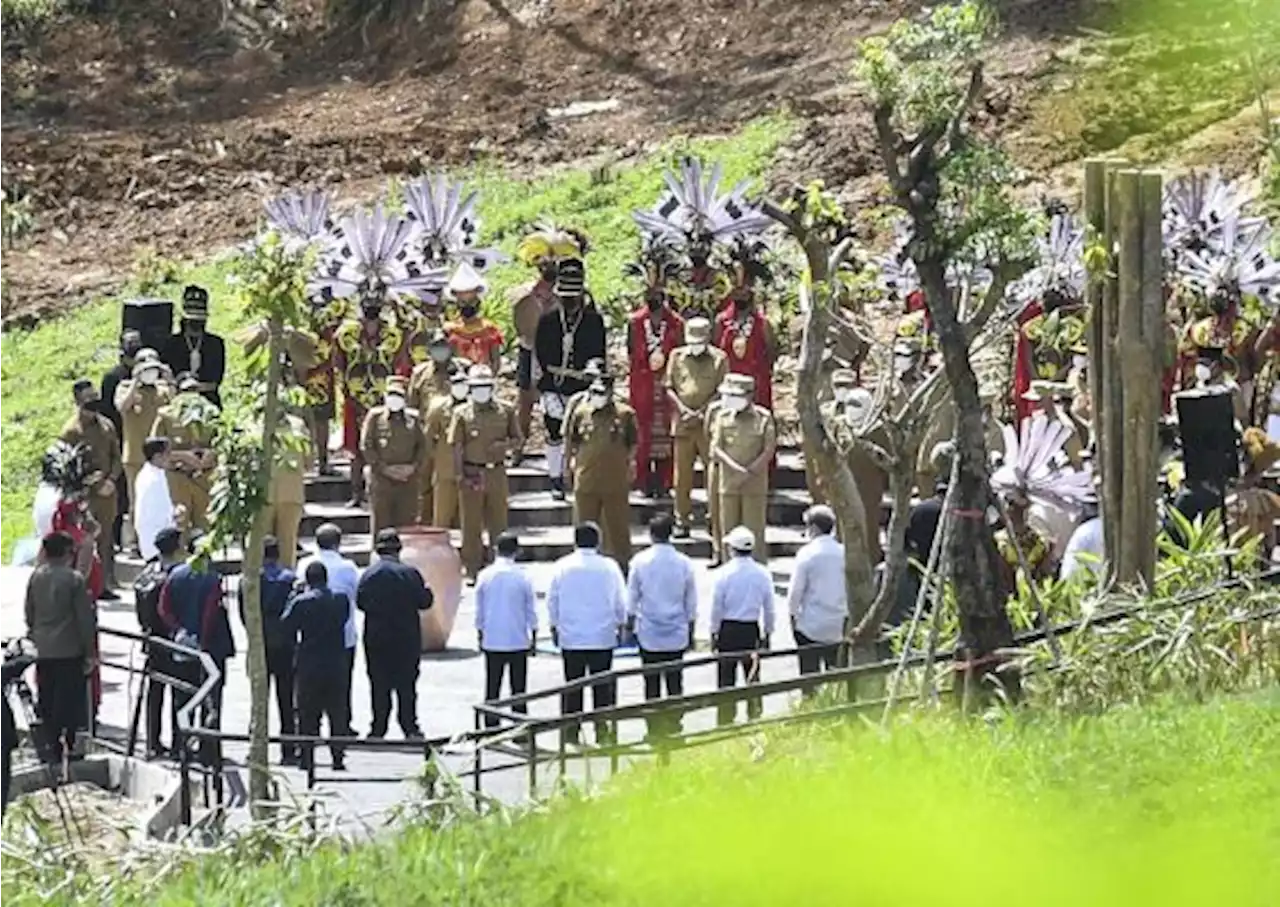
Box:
[204,232,313,816]
[853,1,1040,702]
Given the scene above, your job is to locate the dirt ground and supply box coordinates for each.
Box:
[0,0,1096,328]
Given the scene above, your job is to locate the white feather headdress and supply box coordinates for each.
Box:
[263,188,332,248]
[1177,212,1280,301]
[632,157,773,248]
[1015,214,1085,302]
[991,414,1096,513]
[402,174,507,276]
[313,205,446,303]
[1162,170,1264,257]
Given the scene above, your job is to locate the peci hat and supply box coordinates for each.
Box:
[685,317,712,344]
[724,525,756,553]
[374,527,403,553]
[554,258,586,297]
[447,260,487,296]
[467,363,495,385]
[831,368,858,388]
[182,285,210,320]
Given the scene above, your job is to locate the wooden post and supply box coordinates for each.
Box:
[1084,160,1110,566]
[1115,169,1144,583]
[1137,171,1164,584]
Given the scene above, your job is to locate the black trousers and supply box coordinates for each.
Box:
[144,645,185,753]
[544,413,564,443]
[561,649,615,742]
[36,657,86,754]
[297,666,349,768]
[366,645,420,737]
[794,629,842,686]
[639,648,685,737]
[265,646,297,759]
[171,656,226,767]
[714,621,762,726]
[343,647,356,734]
[483,651,529,729]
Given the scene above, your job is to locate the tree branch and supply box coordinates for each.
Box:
[873,102,906,193]
[760,199,800,237]
[946,62,985,154]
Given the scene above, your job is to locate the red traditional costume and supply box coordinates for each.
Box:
[714,305,772,409]
[1012,300,1043,424]
[628,305,684,492]
[51,500,103,711]
[447,318,504,368]
[333,313,410,452]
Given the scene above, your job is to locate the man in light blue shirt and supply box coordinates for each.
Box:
[627,514,697,738]
[547,522,627,745]
[298,523,361,734]
[709,525,775,726]
[474,531,537,728]
[787,505,847,687]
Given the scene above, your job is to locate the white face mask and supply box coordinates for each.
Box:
[1072,354,1088,371]
[450,381,469,401]
[589,392,609,409]
[833,387,853,403]
[690,342,707,356]
[723,394,748,414]
[385,394,406,413]
[893,354,915,377]
[140,368,160,386]
[472,385,494,405]
[1194,363,1212,385]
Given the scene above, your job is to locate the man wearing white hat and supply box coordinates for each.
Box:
[445,262,504,374]
[448,364,522,579]
[666,317,728,537]
[709,525,775,726]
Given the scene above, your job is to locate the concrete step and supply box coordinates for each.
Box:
[115,526,813,585]
[304,450,810,504]
[297,488,819,536]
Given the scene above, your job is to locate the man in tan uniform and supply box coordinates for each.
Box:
[449,364,522,579]
[665,317,728,538]
[360,376,428,538]
[420,360,469,528]
[151,374,220,533]
[819,370,887,563]
[407,330,464,415]
[114,353,173,546]
[564,373,638,571]
[703,375,744,565]
[61,378,124,595]
[709,373,775,564]
[263,413,312,568]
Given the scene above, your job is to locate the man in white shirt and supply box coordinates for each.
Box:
[474,531,537,728]
[547,521,627,745]
[709,525,775,726]
[298,522,361,734]
[1060,503,1105,582]
[627,514,697,738]
[787,505,847,688]
[135,437,177,562]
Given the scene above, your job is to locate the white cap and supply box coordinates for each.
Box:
[448,260,487,296]
[467,363,495,385]
[724,525,755,553]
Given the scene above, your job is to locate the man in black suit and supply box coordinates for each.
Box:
[161,285,226,409]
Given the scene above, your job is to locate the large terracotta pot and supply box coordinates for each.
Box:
[398,526,463,651]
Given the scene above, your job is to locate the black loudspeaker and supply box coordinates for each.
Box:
[122,298,174,353]
[1175,388,1240,487]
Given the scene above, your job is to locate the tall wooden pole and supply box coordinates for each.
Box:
[1137,171,1165,584]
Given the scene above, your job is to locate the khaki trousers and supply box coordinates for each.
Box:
[574,489,632,571]
[707,459,721,555]
[89,493,117,584]
[371,476,422,538]
[719,492,767,563]
[123,463,143,516]
[167,471,211,532]
[673,430,711,528]
[460,468,509,576]
[420,451,459,528]
[263,501,305,568]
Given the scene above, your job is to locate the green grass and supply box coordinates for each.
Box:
[10,692,1275,905]
[0,116,791,561]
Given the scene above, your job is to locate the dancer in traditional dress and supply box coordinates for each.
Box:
[445,262,504,373]
[625,237,685,497]
[713,239,777,412]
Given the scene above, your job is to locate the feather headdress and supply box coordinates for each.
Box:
[1162,170,1263,257]
[515,219,587,268]
[263,188,332,248]
[40,440,92,497]
[623,235,683,286]
[313,204,447,303]
[1177,212,1280,302]
[402,174,507,273]
[632,157,773,249]
[1017,213,1085,302]
[991,414,1096,512]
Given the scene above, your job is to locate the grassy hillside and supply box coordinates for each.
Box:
[5,692,1276,905]
[0,116,790,559]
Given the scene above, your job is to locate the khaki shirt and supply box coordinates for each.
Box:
[268,414,310,505]
[448,400,521,469]
[361,407,428,472]
[565,401,638,494]
[424,395,461,482]
[709,405,776,496]
[114,380,173,465]
[408,357,466,414]
[152,393,218,453]
[666,346,728,436]
[60,410,122,498]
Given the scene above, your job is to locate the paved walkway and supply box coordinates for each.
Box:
[2,560,806,826]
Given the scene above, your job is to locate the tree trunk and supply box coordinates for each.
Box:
[915,254,1019,704]
[243,318,285,817]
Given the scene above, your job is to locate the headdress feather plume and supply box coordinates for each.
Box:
[991,414,1096,513]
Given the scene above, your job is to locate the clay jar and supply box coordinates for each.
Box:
[397,526,463,651]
